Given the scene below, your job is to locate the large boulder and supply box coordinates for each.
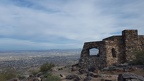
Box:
[79,69,88,74]
[7,78,20,81]
[118,73,144,81]
[73,76,80,81]
[83,76,91,81]
[87,72,99,78]
[66,75,80,81]
[71,63,79,71]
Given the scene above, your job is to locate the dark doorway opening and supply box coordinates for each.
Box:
[112,48,116,58]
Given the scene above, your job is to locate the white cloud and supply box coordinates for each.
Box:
[0,0,144,50]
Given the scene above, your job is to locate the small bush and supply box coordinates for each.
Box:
[31,69,40,76]
[43,75,61,81]
[0,69,17,81]
[43,72,52,78]
[40,62,55,72]
[0,74,7,81]
[131,51,144,65]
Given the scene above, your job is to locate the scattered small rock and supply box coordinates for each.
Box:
[60,74,66,79]
[87,72,99,78]
[36,72,43,77]
[84,76,91,81]
[88,67,96,72]
[66,75,75,80]
[71,66,77,71]
[33,77,41,81]
[79,69,88,74]
[73,76,81,81]
[58,68,63,70]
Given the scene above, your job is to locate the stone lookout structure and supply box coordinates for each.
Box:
[79,30,144,69]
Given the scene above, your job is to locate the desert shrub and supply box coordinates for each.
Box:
[30,69,40,76]
[40,63,61,81]
[43,74,61,81]
[43,71,52,78]
[17,75,27,80]
[0,69,17,81]
[130,51,144,65]
[40,62,55,72]
[0,74,7,81]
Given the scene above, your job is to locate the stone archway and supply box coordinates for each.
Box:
[81,42,100,57]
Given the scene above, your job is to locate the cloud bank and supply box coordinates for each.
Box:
[0,0,144,50]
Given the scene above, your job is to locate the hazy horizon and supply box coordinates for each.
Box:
[0,48,82,51]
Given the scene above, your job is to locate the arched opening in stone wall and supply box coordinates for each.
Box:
[89,48,99,57]
[112,48,116,58]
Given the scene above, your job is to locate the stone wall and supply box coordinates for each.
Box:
[79,41,107,69]
[79,30,144,69]
[103,36,124,66]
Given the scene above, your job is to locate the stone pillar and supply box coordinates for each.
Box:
[122,30,138,62]
[80,42,90,57]
[81,49,89,57]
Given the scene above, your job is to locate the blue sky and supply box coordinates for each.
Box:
[0,0,144,50]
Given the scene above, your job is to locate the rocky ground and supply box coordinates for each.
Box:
[7,63,144,81]
[53,66,117,81]
[52,64,144,81]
